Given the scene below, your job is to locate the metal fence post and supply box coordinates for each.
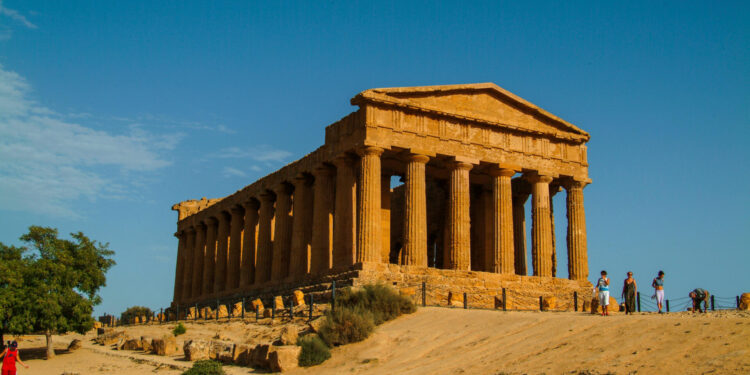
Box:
[502,288,507,311]
[422,282,426,307]
[710,295,715,311]
[216,300,220,321]
[637,292,641,312]
[332,280,336,313]
[574,291,578,312]
[737,296,741,309]
[289,298,294,321]
[272,303,276,323]
[176,306,180,322]
[463,292,467,309]
[160,308,163,323]
[539,296,543,311]
[309,294,314,321]
[666,300,670,313]
[194,304,198,321]
[241,297,246,319]
[256,304,260,322]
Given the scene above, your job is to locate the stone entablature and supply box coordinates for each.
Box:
[170,83,592,307]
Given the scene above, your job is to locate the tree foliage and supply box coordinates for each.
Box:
[120,306,153,324]
[0,226,115,359]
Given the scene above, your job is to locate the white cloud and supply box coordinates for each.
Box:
[0,65,180,217]
[0,1,36,29]
[222,167,247,178]
[212,145,292,162]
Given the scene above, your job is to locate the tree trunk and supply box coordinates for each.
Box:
[45,330,55,360]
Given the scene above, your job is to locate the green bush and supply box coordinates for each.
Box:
[173,322,186,336]
[318,306,375,346]
[182,360,224,375]
[335,284,416,325]
[297,334,331,366]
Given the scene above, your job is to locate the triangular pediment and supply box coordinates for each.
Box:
[352,83,589,141]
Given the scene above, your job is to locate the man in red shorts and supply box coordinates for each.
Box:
[1,341,29,375]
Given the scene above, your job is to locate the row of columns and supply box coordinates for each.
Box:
[173,147,589,304]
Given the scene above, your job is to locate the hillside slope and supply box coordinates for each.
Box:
[291,307,750,375]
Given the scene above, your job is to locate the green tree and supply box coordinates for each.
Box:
[120,306,154,324]
[0,226,115,359]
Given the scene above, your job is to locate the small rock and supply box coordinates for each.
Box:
[67,339,82,351]
[277,326,298,346]
[292,290,306,307]
[209,340,235,363]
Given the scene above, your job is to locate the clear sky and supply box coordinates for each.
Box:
[0,1,747,316]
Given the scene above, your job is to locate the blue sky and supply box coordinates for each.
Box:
[0,1,747,315]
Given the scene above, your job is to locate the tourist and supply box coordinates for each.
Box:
[1,341,29,375]
[622,271,637,314]
[690,288,710,313]
[651,271,665,313]
[596,270,610,316]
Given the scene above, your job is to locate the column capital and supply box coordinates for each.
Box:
[230,205,245,215]
[356,146,384,157]
[525,172,554,184]
[448,160,473,171]
[242,199,259,211]
[562,178,591,190]
[203,216,218,225]
[313,164,336,177]
[258,191,276,203]
[333,153,355,167]
[406,153,431,164]
[293,173,313,186]
[194,221,207,230]
[274,182,294,195]
[186,226,196,233]
[489,166,517,178]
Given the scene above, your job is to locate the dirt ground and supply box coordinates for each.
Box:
[11,307,750,375]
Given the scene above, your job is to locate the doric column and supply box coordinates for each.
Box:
[528,173,554,277]
[512,194,529,275]
[356,146,384,263]
[191,223,206,299]
[289,174,313,279]
[255,192,275,284]
[565,179,589,281]
[549,185,562,277]
[489,167,515,274]
[181,228,196,302]
[271,183,293,281]
[381,174,392,263]
[226,206,244,290]
[173,231,186,304]
[445,161,472,270]
[213,211,230,294]
[311,165,335,274]
[239,200,259,287]
[201,217,218,296]
[333,155,357,268]
[402,153,430,267]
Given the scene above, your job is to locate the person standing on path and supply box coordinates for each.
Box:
[622,271,637,314]
[1,341,29,375]
[652,271,665,313]
[596,270,610,316]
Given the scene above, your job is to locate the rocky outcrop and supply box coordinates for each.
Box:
[95,330,124,346]
[277,326,298,346]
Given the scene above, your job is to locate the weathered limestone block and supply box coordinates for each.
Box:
[277,326,299,346]
[590,296,619,314]
[217,305,229,319]
[95,330,124,346]
[234,343,254,366]
[67,339,82,351]
[115,336,130,350]
[209,340,236,363]
[232,302,243,316]
[183,339,210,361]
[201,307,213,319]
[268,345,301,372]
[152,335,179,356]
[251,298,264,313]
[400,287,416,297]
[740,293,750,310]
[141,336,153,352]
[448,291,465,307]
[134,316,141,324]
[263,308,273,318]
[93,321,102,329]
[292,290,306,307]
[542,296,557,311]
[186,307,197,319]
[251,343,271,368]
[308,317,326,333]
[274,296,285,311]
[122,338,143,351]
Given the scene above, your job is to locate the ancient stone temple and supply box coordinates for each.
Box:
[171,83,592,310]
